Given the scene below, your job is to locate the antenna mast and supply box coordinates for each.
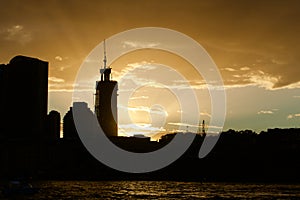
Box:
[202,120,206,134]
[100,39,107,81]
[103,39,107,69]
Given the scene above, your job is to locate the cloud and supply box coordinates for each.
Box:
[168,122,199,128]
[129,96,149,100]
[120,105,168,116]
[114,61,157,82]
[49,88,74,93]
[55,56,63,61]
[277,81,300,90]
[222,69,299,90]
[117,64,299,92]
[118,71,219,92]
[222,67,236,72]
[58,64,72,72]
[1,25,32,45]
[287,114,294,119]
[117,59,296,92]
[240,66,250,71]
[200,112,211,118]
[119,123,163,131]
[122,41,160,49]
[287,114,300,119]
[257,110,274,115]
[225,71,300,90]
[271,59,287,65]
[249,74,280,90]
[48,83,86,92]
[49,76,65,83]
[126,62,157,70]
[118,123,165,137]
[126,106,151,113]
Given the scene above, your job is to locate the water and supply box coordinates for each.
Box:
[1,181,300,199]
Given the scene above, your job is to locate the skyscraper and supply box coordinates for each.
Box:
[46,110,61,140]
[0,55,48,140]
[94,42,118,137]
[63,106,78,140]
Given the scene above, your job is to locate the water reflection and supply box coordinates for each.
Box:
[1,181,299,199]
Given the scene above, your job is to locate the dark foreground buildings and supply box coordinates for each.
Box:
[0,55,50,177]
[63,106,79,140]
[0,55,48,140]
[39,128,300,182]
[46,110,61,141]
[0,55,300,183]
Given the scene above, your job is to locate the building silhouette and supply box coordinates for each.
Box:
[1,55,300,183]
[63,102,97,140]
[94,42,118,137]
[63,107,79,140]
[0,55,48,140]
[0,55,48,178]
[46,110,61,141]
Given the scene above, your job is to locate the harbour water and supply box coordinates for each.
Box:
[1,181,299,199]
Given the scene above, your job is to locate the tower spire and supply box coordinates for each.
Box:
[103,39,107,69]
[100,39,109,81]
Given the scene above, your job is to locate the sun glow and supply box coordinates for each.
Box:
[111,50,211,139]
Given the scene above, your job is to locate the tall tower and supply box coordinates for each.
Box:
[95,41,118,137]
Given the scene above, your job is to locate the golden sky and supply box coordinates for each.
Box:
[1,0,300,136]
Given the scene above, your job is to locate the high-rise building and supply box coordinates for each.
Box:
[46,110,61,140]
[0,55,48,140]
[94,42,118,137]
[63,102,95,140]
[63,107,78,140]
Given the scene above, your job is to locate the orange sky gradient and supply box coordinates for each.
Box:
[1,0,300,136]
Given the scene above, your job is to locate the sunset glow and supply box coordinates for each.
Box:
[1,0,299,137]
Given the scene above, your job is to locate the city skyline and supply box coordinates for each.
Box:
[0,0,300,136]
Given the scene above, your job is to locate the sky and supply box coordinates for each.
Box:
[0,0,299,137]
